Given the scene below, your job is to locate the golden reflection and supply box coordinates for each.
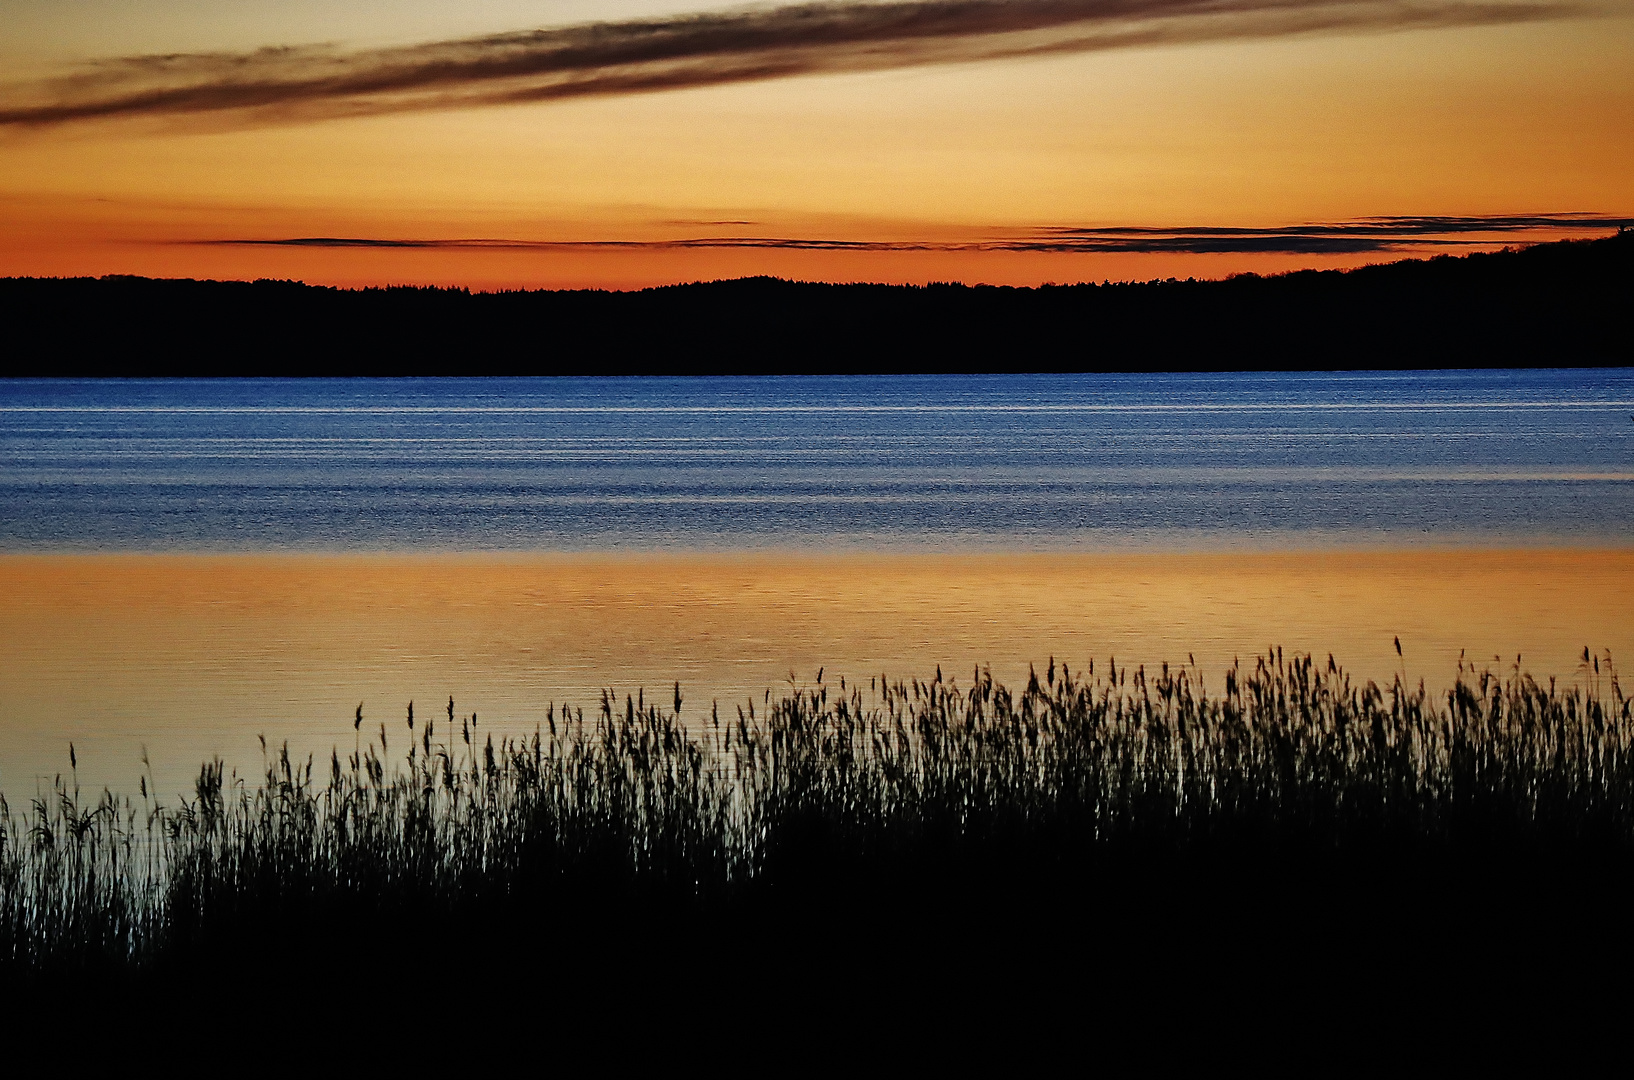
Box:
[1,549,1629,797]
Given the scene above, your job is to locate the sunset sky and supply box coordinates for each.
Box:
[2,0,1630,287]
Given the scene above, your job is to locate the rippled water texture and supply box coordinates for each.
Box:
[3,372,1631,550]
[1,372,1630,795]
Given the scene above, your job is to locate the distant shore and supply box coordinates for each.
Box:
[4,231,1629,371]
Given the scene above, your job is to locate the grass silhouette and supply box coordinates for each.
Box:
[4,648,1632,1035]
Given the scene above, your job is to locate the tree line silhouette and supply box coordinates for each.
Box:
[3,231,1628,372]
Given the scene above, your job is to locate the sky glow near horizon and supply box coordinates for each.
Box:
[0,0,1630,286]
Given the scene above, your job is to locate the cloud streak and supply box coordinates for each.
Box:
[205,213,1632,256]
[0,0,1596,129]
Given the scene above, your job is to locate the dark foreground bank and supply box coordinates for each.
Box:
[4,652,1632,1048]
[4,231,1630,372]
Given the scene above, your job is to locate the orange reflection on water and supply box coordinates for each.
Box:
[1,549,1629,798]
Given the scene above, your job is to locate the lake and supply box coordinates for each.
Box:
[2,372,1630,797]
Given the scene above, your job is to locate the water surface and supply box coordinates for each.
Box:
[2,372,1630,796]
[4,371,1631,550]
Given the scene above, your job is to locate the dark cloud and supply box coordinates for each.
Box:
[1025,213,1634,251]
[0,0,1594,129]
[208,213,1632,256]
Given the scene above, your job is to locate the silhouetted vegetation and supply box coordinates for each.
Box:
[4,650,1632,1035]
[3,231,1629,372]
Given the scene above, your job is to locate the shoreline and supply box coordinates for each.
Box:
[6,655,1631,1020]
[7,232,1630,369]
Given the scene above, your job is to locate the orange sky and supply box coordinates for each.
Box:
[1,2,1631,287]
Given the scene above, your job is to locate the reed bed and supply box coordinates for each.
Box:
[3,649,1631,984]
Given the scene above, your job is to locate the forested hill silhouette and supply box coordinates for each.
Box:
[5,230,1629,373]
